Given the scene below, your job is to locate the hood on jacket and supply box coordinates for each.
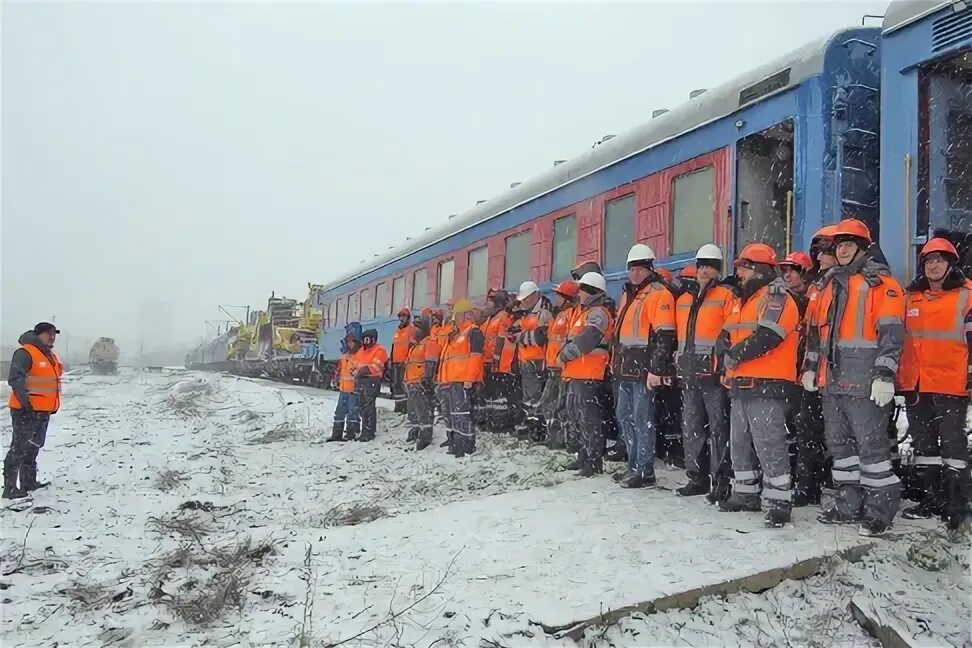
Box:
[18,331,54,360]
[345,322,363,343]
[907,264,969,293]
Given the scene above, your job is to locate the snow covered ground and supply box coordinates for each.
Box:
[0,369,968,647]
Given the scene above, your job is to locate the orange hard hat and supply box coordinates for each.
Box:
[812,225,839,241]
[780,251,814,272]
[398,306,411,316]
[553,279,579,298]
[656,268,674,282]
[919,237,959,263]
[735,242,778,266]
[680,265,698,279]
[833,218,872,244]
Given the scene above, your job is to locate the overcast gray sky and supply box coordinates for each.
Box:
[2,0,888,352]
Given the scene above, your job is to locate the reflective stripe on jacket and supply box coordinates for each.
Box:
[483,311,512,367]
[724,280,800,387]
[562,301,614,381]
[676,282,735,380]
[337,354,357,393]
[545,305,578,371]
[440,321,485,384]
[613,280,676,381]
[404,338,432,385]
[391,324,415,363]
[352,344,388,379]
[7,343,62,412]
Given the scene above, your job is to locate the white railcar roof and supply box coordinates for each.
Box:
[882,1,950,34]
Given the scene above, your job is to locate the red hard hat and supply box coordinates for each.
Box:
[780,251,814,272]
[680,265,698,279]
[553,279,579,298]
[833,218,872,244]
[812,225,839,242]
[735,243,778,266]
[919,237,959,263]
[656,268,673,282]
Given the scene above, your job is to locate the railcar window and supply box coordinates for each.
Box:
[348,293,359,323]
[412,269,428,308]
[331,301,340,328]
[467,246,488,297]
[437,259,454,304]
[552,214,577,279]
[376,282,391,317]
[672,166,715,255]
[604,194,635,270]
[361,287,374,320]
[392,277,407,313]
[504,231,531,290]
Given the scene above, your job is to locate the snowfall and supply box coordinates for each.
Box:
[0,369,969,648]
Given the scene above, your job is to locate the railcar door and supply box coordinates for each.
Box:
[734,120,795,258]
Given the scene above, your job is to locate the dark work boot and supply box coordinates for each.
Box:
[406,428,418,443]
[677,479,710,498]
[20,464,48,492]
[792,487,821,507]
[718,493,761,513]
[902,466,944,519]
[817,507,860,525]
[706,478,731,505]
[326,421,345,442]
[605,444,627,463]
[2,466,27,500]
[564,455,583,471]
[578,458,603,478]
[764,506,791,528]
[416,429,433,451]
[620,473,655,489]
[343,421,360,441]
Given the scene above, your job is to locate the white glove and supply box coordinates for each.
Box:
[870,379,895,408]
[800,371,817,392]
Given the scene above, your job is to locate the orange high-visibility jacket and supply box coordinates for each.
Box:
[483,310,512,367]
[897,277,972,396]
[352,344,388,379]
[404,337,434,385]
[440,320,485,384]
[723,279,800,386]
[7,343,63,413]
[336,353,357,393]
[676,282,736,379]
[805,259,905,396]
[613,280,676,380]
[562,298,615,381]
[516,298,553,364]
[545,304,579,371]
[391,324,416,364]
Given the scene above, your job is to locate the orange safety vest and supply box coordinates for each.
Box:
[404,337,432,385]
[676,283,736,374]
[562,304,614,381]
[8,344,63,413]
[391,324,415,364]
[516,305,551,363]
[352,344,388,378]
[483,311,512,366]
[724,283,800,384]
[545,304,579,370]
[337,353,357,393]
[440,321,485,384]
[811,270,905,389]
[426,324,444,362]
[617,281,676,347]
[897,279,972,396]
[495,315,521,374]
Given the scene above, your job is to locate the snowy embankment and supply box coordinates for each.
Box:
[0,369,968,647]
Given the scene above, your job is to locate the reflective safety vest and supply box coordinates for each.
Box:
[724,283,800,384]
[676,283,736,377]
[617,281,675,347]
[337,353,357,393]
[440,321,485,384]
[8,344,63,413]
[516,303,551,363]
[404,337,432,385]
[810,270,905,391]
[352,344,388,378]
[391,324,415,363]
[545,305,579,371]
[897,280,972,396]
[426,324,445,363]
[495,326,517,374]
[562,304,614,381]
[483,311,512,366]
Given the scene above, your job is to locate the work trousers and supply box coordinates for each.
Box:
[516,360,547,438]
[333,392,360,424]
[540,372,567,446]
[3,410,50,486]
[483,372,518,432]
[655,384,683,463]
[602,376,620,443]
[354,377,381,442]
[682,382,731,485]
[616,380,656,478]
[565,380,606,464]
[906,392,971,521]
[729,396,792,513]
[790,390,827,496]
[405,382,435,446]
[390,363,407,412]
[442,383,476,456]
[822,394,901,526]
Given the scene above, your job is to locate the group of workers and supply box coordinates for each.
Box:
[326,218,972,537]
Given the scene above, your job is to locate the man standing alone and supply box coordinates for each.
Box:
[5,322,63,500]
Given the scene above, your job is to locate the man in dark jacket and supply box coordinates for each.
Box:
[5,323,63,500]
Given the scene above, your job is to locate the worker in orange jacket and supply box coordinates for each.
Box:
[717,243,801,528]
[326,322,363,443]
[559,272,615,476]
[540,280,579,450]
[390,307,415,413]
[481,289,515,431]
[802,218,906,536]
[675,244,736,502]
[439,299,485,458]
[512,281,553,442]
[897,238,972,535]
[4,322,63,500]
[353,328,389,442]
[404,313,438,451]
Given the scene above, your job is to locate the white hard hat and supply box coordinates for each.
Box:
[626,243,656,265]
[516,281,539,301]
[578,272,607,292]
[696,243,723,261]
